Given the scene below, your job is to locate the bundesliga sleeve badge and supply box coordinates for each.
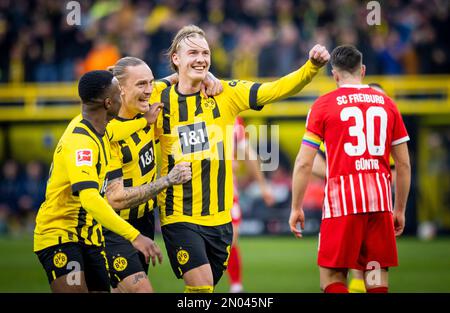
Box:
[76,149,93,166]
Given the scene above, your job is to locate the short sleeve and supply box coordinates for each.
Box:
[63,135,100,195]
[391,102,410,146]
[305,98,326,140]
[108,142,123,181]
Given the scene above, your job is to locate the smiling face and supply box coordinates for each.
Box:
[172,35,211,84]
[119,63,154,115]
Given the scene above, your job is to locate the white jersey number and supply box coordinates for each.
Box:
[340,107,387,156]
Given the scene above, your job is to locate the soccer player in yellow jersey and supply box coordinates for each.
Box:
[150,25,330,292]
[34,70,162,292]
[103,57,222,293]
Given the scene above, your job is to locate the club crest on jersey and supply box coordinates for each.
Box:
[202,97,216,110]
[76,149,92,166]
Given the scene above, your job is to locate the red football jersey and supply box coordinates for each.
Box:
[306,84,409,219]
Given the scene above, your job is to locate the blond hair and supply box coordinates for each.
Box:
[107,57,145,84]
[167,25,207,72]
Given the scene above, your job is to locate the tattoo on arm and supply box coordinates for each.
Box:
[106,176,170,210]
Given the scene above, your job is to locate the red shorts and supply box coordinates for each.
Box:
[231,201,241,226]
[318,212,398,271]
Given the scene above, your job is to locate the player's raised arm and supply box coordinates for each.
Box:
[256,45,330,106]
[106,103,164,142]
[289,131,321,238]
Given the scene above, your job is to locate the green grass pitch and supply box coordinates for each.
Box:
[0,235,449,292]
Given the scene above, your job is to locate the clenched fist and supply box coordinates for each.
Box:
[309,44,330,68]
[167,162,192,185]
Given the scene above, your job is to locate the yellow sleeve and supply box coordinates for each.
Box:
[256,60,319,105]
[64,134,101,195]
[106,79,170,142]
[79,189,139,241]
[225,60,320,113]
[106,118,147,142]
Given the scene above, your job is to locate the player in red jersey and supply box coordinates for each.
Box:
[228,116,275,293]
[289,45,411,293]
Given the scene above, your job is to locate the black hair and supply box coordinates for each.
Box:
[330,45,363,73]
[78,70,114,104]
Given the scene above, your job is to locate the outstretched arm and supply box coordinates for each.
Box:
[107,103,164,141]
[256,45,330,106]
[106,162,192,211]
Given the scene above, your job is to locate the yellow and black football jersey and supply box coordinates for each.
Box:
[34,114,148,252]
[108,117,157,220]
[106,80,170,221]
[152,60,320,227]
[34,118,112,252]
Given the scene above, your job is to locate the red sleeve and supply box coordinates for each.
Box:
[306,97,326,139]
[390,100,410,146]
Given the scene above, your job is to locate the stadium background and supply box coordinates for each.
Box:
[0,0,449,292]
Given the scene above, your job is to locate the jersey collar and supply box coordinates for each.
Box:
[80,119,104,137]
[115,114,143,122]
[175,83,201,97]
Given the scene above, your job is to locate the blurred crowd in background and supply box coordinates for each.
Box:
[0,0,449,237]
[0,160,47,235]
[0,0,449,83]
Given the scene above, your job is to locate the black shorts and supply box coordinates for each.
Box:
[103,210,155,288]
[161,222,233,285]
[35,242,110,292]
